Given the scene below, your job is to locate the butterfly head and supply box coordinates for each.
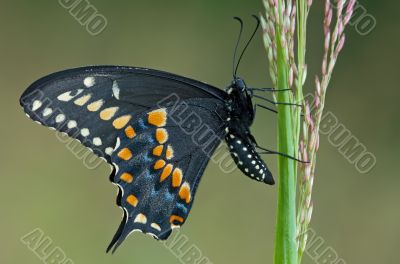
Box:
[229,77,253,105]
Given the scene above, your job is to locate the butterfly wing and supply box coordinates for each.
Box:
[20,66,227,163]
[107,98,227,252]
[20,66,229,250]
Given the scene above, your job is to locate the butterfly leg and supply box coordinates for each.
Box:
[248,88,291,92]
[254,103,278,114]
[247,134,307,163]
[254,104,305,118]
[243,133,308,166]
[256,145,309,163]
[253,94,302,107]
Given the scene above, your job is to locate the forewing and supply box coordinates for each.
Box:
[20,66,227,163]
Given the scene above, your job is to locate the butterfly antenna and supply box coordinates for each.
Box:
[232,17,244,79]
[234,15,260,77]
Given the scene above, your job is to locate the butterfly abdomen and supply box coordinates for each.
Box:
[224,127,274,185]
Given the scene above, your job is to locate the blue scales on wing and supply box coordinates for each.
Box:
[107,101,227,252]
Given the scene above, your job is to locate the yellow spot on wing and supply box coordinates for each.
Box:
[172,168,183,188]
[156,128,168,144]
[120,172,133,183]
[100,107,119,120]
[179,182,191,204]
[125,125,136,138]
[118,148,132,161]
[112,115,132,129]
[154,159,166,170]
[166,145,174,160]
[134,213,147,224]
[148,108,167,127]
[160,164,173,182]
[87,99,104,112]
[170,215,184,224]
[74,94,91,106]
[126,195,138,207]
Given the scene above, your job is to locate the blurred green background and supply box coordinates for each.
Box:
[1,0,399,263]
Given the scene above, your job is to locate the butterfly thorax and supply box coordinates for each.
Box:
[225,78,255,126]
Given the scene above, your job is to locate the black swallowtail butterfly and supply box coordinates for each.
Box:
[19,16,299,252]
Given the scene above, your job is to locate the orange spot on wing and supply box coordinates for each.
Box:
[120,172,133,183]
[156,128,168,144]
[126,195,138,207]
[166,145,174,160]
[160,164,173,182]
[170,215,184,224]
[118,148,132,161]
[172,168,183,187]
[113,115,132,129]
[152,145,164,156]
[100,107,118,120]
[154,159,166,170]
[148,108,167,127]
[179,182,191,204]
[125,125,136,138]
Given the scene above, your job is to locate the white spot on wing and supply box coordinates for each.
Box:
[32,100,42,111]
[81,128,90,137]
[57,89,84,102]
[43,108,53,117]
[150,223,161,231]
[112,80,120,100]
[84,77,95,88]
[93,137,102,146]
[67,120,77,129]
[55,114,65,123]
[134,213,147,224]
[114,137,121,151]
[112,162,120,175]
[105,147,113,156]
